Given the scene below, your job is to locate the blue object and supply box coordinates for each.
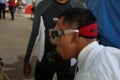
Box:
[87,0,120,48]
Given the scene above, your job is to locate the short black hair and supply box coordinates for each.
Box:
[59,8,96,29]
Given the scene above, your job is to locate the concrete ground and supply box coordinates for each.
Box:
[0,13,56,80]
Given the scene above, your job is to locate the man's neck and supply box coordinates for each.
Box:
[55,0,69,4]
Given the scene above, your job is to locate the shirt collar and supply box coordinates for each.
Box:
[77,41,99,71]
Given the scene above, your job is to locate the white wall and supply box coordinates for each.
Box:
[26,0,32,5]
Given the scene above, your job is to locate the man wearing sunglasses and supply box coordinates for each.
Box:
[23,0,85,80]
[49,8,120,80]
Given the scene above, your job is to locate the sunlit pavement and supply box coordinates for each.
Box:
[0,13,57,80]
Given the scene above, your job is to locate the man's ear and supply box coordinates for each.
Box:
[71,33,79,43]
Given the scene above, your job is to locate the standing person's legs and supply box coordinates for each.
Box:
[11,6,15,20]
[9,6,12,19]
[9,6,15,20]
[2,4,6,19]
[0,3,2,19]
[34,53,55,80]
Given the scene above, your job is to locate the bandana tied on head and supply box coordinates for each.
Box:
[78,23,98,38]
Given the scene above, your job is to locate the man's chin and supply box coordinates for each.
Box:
[56,48,67,60]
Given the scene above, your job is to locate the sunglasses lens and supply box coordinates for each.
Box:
[51,31,59,39]
[49,29,59,45]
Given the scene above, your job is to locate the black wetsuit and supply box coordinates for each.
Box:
[24,0,85,80]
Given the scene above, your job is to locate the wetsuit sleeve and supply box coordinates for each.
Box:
[24,0,52,63]
[24,4,41,63]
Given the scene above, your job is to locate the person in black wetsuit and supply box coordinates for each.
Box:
[23,0,85,80]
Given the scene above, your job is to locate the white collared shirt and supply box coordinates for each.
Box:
[74,41,120,80]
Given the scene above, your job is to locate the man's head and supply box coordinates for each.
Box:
[49,8,98,60]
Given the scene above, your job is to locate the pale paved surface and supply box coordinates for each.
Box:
[0,13,56,80]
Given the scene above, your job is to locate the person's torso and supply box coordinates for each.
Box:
[41,1,73,53]
[0,0,6,4]
[8,1,15,6]
[37,0,83,62]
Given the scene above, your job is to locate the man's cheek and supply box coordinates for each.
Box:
[56,46,63,54]
[56,46,61,54]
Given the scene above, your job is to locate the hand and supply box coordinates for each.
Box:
[23,63,31,78]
